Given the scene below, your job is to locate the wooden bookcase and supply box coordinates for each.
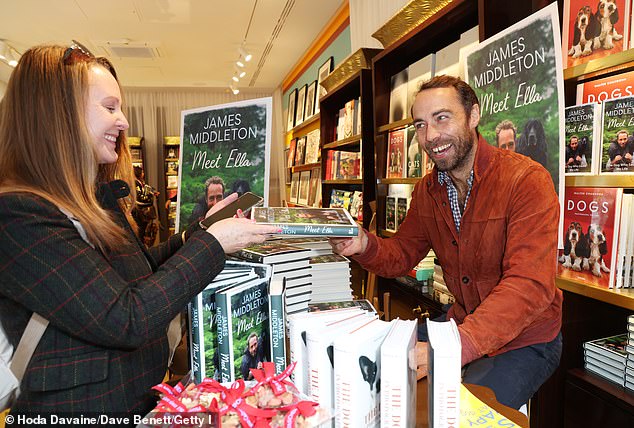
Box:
[319,68,376,230]
[128,136,145,173]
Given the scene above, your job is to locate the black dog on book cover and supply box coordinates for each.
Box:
[359,356,379,392]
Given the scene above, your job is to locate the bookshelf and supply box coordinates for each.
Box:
[285,111,321,208]
[163,136,180,237]
[319,67,376,230]
[128,136,145,172]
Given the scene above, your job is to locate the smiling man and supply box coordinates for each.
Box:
[329,75,563,410]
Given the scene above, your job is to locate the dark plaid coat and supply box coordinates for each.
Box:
[0,181,225,415]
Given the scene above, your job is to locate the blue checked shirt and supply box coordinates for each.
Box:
[437,170,474,234]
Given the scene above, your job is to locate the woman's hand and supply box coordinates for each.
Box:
[206,217,279,254]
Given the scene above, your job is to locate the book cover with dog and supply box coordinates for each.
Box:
[557,186,623,288]
[464,3,565,229]
[562,0,630,70]
[600,95,634,174]
[333,318,391,428]
[564,103,601,175]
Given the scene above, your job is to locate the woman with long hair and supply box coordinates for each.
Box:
[0,43,277,416]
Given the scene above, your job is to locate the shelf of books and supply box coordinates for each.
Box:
[319,67,375,230]
[285,87,321,209]
[163,136,180,235]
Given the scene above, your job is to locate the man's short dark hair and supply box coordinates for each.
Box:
[416,75,480,119]
[204,176,225,193]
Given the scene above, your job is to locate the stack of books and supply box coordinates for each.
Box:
[288,303,416,427]
[308,254,353,303]
[188,260,282,383]
[626,315,634,393]
[232,241,312,315]
[271,236,333,257]
[583,333,628,387]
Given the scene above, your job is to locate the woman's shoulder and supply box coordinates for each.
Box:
[0,191,60,216]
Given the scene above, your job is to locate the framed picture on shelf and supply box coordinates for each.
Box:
[290,173,300,203]
[166,146,179,159]
[295,84,307,126]
[167,175,178,189]
[294,136,307,166]
[284,148,291,184]
[287,89,297,131]
[308,167,321,207]
[288,138,297,168]
[317,56,334,101]
[298,171,311,205]
[304,80,317,119]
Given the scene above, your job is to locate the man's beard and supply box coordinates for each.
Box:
[427,128,475,172]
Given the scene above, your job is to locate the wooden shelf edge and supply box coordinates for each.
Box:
[323,134,362,150]
[380,230,395,238]
[287,113,320,135]
[291,163,321,173]
[379,177,421,185]
[565,175,634,188]
[322,179,363,184]
[377,118,413,134]
[556,276,634,310]
[564,48,634,81]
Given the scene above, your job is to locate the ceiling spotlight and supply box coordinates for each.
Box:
[236,59,245,68]
[238,46,252,62]
[6,48,18,67]
[234,66,246,78]
[0,41,7,60]
[230,84,240,95]
[232,74,240,83]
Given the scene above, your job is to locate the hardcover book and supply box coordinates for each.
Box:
[215,265,272,382]
[306,312,377,412]
[405,125,423,178]
[348,191,363,220]
[333,318,391,427]
[407,54,434,114]
[387,129,407,178]
[434,39,461,78]
[427,319,461,428]
[287,308,368,394]
[583,333,628,364]
[386,196,397,232]
[380,319,418,428]
[562,0,630,70]
[251,207,359,237]
[178,98,271,229]
[389,68,409,123]
[396,197,409,230]
[308,299,376,313]
[233,242,311,265]
[557,187,623,288]
[576,69,634,104]
[600,95,634,174]
[268,277,286,375]
[188,261,261,383]
[564,103,601,175]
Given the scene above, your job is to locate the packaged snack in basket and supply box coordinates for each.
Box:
[244,362,299,409]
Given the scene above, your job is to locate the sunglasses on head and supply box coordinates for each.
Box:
[63,40,118,78]
[63,40,94,64]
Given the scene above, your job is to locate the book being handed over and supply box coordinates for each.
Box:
[251,207,358,237]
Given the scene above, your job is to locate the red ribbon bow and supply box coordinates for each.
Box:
[248,361,297,396]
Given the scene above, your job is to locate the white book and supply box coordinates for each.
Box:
[380,319,418,428]
[458,26,479,80]
[306,312,377,411]
[407,54,434,114]
[389,68,409,123]
[287,308,365,394]
[334,318,391,428]
[615,194,631,288]
[427,318,461,428]
[435,39,461,78]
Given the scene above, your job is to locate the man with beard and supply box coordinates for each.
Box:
[329,76,562,411]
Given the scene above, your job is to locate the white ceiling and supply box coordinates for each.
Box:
[0,0,346,91]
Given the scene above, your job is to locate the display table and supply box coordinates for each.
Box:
[416,379,529,427]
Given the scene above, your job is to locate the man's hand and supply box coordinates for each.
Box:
[329,228,369,256]
[416,341,429,380]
